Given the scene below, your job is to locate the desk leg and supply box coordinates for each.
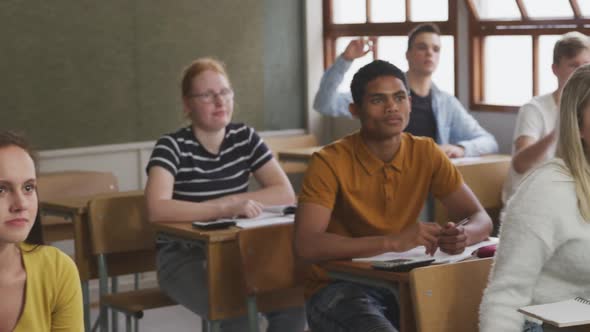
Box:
[398,283,416,332]
[82,280,90,332]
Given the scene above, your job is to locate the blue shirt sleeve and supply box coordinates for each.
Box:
[313,56,355,118]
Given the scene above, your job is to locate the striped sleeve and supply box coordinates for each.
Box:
[146,135,181,176]
[247,128,273,172]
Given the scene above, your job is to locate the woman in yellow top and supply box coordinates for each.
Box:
[0,131,83,332]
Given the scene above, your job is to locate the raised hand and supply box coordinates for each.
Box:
[342,38,375,61]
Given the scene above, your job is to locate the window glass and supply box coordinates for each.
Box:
[431,36,455,95]
[471,0,521,20]
[484,36,532,105]
[579,0,590,17]
[333,0,366,24]
[335,37,375,92]
[370,0,405,23]
[378,36,409,72]
[538,35,561,95]
[522,0,574,19]
[410,0,448,22]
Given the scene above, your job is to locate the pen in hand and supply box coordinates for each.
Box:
[455,217,470,227]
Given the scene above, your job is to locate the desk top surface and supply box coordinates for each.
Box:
[152,222,241,243]
[277,146,322,160]
[322,260,410,283]
[40,190,144,214]
[278,147,510,164]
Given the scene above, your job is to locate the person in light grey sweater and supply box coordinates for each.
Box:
[479,64,590,332]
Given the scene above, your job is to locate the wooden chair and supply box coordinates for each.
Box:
[264,134,318,173]
[434,157,511,235]
[37,170,119,242]
[87,194,175,332]
[237,223,305,332]
[409,258,493,332]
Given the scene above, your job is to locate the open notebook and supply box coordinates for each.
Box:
[233,205,295,229]
[353,237,499,264]
[518,297,590,327]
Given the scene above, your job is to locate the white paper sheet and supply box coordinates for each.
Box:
[353,237,499,264]
[234,212,294,229]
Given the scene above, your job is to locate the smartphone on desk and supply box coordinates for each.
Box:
[371,258,435,272]
[192,219,236,230]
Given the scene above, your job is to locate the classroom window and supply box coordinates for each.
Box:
[323,0,457,95]
[467,0,590,112]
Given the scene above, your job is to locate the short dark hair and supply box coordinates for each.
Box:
[553,32,590,65]
[350,60,408,104]
[407,23,441,51]
[0,131,43,246]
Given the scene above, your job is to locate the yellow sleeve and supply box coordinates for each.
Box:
[51,251,84,332]
[298,152,339,210]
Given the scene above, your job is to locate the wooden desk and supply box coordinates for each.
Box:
[40,190,143,332]
[152,222,303,329]
[38,170,119,242]
[322,260,416,332]
[435,155,511,231]
[277,146,321,163]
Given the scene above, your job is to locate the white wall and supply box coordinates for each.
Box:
[38,129,307,191]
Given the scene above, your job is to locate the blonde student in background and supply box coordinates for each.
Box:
[0,131,83,332]
[144,58,305,331]
[502,32,590,205]
[480,64,590,332]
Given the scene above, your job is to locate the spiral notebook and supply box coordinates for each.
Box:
[518,297,590,327]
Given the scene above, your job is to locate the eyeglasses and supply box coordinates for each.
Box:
[189,88,234,104]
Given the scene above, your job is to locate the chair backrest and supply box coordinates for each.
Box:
[409,258,493,332]
[263,134,318,173]
[38,170,120,242]
[237,223,302,295]
[37,170,119,199]
[435,157,510,230]
[87,193,156,256]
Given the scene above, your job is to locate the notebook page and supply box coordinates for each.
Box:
[518,298,590,327]
[353,237,499,264]
[234,212,294,229]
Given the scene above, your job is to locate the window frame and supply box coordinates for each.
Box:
[466,0,590,112]
[322,0,460,96]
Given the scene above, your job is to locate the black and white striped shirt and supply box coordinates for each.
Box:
[146,123,273,202]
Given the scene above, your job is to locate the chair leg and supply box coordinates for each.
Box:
[125,315,131,332]
[208,320,222,332]
[246,296,260,332]
[82,281,91,332]
[134,317,138,332]
[111,277,118,332]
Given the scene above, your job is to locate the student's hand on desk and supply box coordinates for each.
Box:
[438,222,468,254]
[392,222,441,256]
[440,144,465,158]
[227,199,263,219]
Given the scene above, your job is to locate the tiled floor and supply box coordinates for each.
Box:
[90,305,204,332]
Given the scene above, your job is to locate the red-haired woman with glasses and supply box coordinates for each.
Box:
[145,58,305,331]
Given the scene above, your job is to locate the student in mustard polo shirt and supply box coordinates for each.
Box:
[294,60,493,332]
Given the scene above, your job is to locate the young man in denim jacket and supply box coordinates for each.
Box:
[314,23,498,158]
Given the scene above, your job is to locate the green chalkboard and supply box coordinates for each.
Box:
[0,0,304,150]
